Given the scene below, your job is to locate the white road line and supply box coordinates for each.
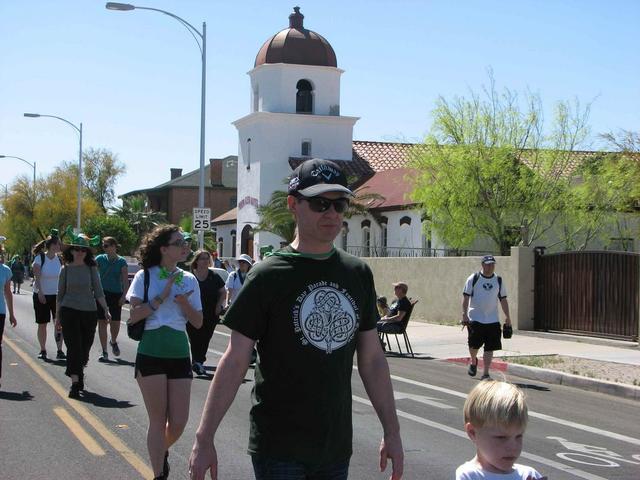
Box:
[353,395,609,480]
[211,331,640,447]
[393,392,454,409]
[385,373,640,447]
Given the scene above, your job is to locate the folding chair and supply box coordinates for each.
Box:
[379,298,418,358]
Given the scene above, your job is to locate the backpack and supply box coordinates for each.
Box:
[39,251,62,267]
[469,272,502,297]
[127,269,150,341]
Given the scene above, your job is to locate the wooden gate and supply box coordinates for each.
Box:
[534,251,639,341]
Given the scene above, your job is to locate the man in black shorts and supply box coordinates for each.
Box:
[189,158,404,480]
[462,255,511,380]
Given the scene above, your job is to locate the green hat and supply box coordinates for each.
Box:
[63,225,101,251]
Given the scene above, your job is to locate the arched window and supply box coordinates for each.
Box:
[241,225,254,257]
[217,237,224,257]
[301,140,311,156]
[361,220,371,257]
[341,222,349,250]
[380,216,388,252]
[296,79,313,113]
[400,216,412,226]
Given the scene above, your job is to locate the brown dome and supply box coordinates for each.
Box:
[255,7,337,68]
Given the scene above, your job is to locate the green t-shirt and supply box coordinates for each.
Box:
[223,246,378,467]
[96,254,127,293]
[137,326,190,358]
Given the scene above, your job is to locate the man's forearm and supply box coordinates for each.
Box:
[358,354,400,436]
[500,298,510,320]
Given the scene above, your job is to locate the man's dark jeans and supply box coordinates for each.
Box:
[251,456,350,480]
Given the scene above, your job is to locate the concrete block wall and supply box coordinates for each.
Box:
[363,247,535,330]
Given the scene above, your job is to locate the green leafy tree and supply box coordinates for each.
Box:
[410,76,591,255]
[63,148,126,212]
[84,215,138,256]
[34,165,102,233]
[0,175,39,255]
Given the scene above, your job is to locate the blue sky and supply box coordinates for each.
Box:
[1,0,638,201]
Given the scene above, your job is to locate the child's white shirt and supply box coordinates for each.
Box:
[456,461,543,480]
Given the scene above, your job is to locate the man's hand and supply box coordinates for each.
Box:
[379,432,404,480]
[9,314,17,327]
[119,295,126,307]
[505,316,512,325]
[38,292,46,304]
[461,312,470,325]
[189,436,218,480]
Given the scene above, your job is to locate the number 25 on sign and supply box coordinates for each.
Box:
[193,208,211,231]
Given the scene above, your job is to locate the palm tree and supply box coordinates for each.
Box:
[255,181,384,245]
[110,194,167,240]
[178,215,217,252]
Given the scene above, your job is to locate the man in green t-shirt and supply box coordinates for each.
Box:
[189,159,404,480]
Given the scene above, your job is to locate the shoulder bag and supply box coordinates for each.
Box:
[127,269,149,341]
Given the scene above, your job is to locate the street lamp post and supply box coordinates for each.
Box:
[106,2,207,249]
[0,155,36,185]
[24,113,83,231]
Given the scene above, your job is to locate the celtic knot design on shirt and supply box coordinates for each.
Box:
[300,287,356,354]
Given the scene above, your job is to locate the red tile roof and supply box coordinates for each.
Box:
[353,168,417,210]
[212,207,237,225]
[352,140,426,171]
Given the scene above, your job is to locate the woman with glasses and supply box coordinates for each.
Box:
[32,230,65,360]
[126,225,202,480]
[56,233,110,399]
[95,237,129,361]
[187,250,226,376]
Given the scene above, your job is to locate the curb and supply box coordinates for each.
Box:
[506,363,640,401]
[444,358,640,401]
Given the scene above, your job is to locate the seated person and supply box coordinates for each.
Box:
[377,296,389,317]
[377,282,412,334]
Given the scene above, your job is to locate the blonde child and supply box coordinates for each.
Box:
[456,380,547,480]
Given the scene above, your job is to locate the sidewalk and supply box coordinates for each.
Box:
[394,322,640,401]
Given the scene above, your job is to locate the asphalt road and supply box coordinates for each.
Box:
[1,290,639,480]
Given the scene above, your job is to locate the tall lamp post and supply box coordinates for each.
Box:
[106,2,207,249]
[23,113,83,231]
[0,155,36,185]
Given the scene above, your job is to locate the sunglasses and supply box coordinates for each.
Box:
[297,195,350,214]
[71,247,88,253]
[167,238,188,248]
[102,243,114,248]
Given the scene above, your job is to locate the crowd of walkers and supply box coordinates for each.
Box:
[0,223,254,479]
[0,159,542,480]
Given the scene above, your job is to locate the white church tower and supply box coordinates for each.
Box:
[232,7,359,258]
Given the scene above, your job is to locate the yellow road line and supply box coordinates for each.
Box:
[53,406,106,456]
[4,335,152,479]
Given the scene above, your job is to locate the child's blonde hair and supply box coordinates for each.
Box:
[463,381,528,429]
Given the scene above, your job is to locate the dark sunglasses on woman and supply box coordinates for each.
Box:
[296,195,350,213]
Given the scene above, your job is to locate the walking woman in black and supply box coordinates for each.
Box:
[187,250,226,376]
[56,231,110,398]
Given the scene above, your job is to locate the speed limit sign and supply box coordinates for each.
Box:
[193,208,211,231]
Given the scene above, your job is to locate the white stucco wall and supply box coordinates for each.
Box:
[249,63,344,115]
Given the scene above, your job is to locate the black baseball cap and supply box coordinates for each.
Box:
[481,255,496,264]
[288,158,353,197]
